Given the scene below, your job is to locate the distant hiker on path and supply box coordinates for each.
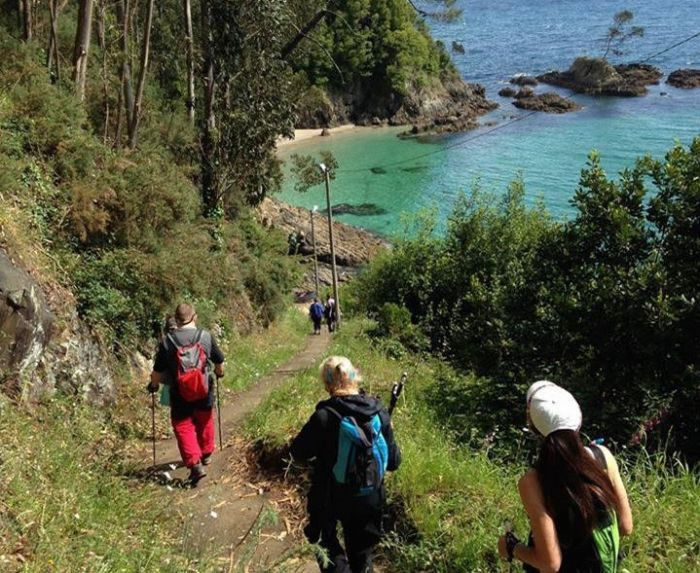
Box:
[291,356,401,573]
[498,381,633,572]
[324,297,337,333]
[148,303,225,485]
[309,298,324,335]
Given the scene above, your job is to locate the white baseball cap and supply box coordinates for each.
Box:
[526,380,582,437]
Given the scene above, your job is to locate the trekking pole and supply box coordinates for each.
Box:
[388,372,408,416]
[215,374,223,449]
[151,391,157,467]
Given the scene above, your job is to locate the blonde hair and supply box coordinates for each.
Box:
[320,356,361,396]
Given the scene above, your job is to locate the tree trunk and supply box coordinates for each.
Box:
[281,9,328,59]
[114,0,134,147]
[200,0,218,213]
[21,0,32,41]
[96,0,109,144]
[183,0,195,125]
[73,0,94,101]
[47,0,60,82]
[127,0,155,148]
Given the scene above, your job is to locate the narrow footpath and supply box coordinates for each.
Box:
[145,330,331,572]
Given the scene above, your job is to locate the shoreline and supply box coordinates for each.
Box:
[276,124,359,149]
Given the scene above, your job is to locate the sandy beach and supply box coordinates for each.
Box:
[276,124,357,148]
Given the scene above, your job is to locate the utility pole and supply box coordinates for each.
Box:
[319,163,340,328]
[310,205,320,297]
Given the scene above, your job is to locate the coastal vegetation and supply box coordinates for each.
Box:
[2,2,699,572]
[285,0,494,128]
[248,317,700,572]
[350,139,700,464]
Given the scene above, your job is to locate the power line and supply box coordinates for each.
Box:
[639,31,700,63]
[336,30,700,175]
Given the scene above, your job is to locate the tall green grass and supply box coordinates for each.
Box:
[0,305,309,572]
[0,398,199,573]
[245,318,700,572]
[224,306,309,392]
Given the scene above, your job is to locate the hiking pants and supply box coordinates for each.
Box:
[172,408,215,468]
[306,490,383,573]
[312,317,322,333]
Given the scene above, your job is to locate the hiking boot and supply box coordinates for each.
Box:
[201,453,212,466]
[189,463,207,484]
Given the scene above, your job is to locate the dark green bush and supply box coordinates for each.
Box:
[355,142,700,463]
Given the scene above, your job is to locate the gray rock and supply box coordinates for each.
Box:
[0,250,115,405]
[0,251,54,395]
[498,87,517,98]
[510,75,538,86]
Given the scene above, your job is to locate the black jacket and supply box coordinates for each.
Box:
[290,393,402,487]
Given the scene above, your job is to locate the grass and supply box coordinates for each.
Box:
[245,318,700,573]
[223,305,309,393]
[0,397,199,573]
[0,305,310,572]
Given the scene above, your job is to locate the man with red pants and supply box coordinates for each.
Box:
[149,303,225,484]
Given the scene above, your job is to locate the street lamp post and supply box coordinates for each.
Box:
[319,163,340,328]
[310,205,320,297]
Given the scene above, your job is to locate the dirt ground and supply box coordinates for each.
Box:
[140,330,331,572]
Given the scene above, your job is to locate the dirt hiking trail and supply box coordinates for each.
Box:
[143,329,331,572]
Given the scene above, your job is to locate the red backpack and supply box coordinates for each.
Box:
[167,330,208,402]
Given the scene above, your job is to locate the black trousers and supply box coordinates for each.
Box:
[305,488,383,573]
[312,317,322,333]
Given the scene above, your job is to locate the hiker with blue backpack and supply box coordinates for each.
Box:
[309,298,325,335]
[498,381,633,572]
[148,303,225,485]
[291,356,401,573]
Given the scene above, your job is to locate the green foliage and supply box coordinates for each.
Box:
[601,10,645,58]
[355,141,700,462]
[247,317,700,572]
[0,29,297,349]
[224,307,308,393]
[0,398,206,572]
[289,150,339,192]
[286,0,457,115]
[201,0,296,212]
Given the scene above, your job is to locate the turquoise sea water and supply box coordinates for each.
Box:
[278,0,700,235]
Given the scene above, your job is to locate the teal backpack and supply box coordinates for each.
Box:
[326,407,389,496]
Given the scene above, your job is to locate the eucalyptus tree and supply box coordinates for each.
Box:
[199,0,295,215]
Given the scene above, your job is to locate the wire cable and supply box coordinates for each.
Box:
[335,30,700,175]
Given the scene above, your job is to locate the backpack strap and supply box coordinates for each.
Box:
[589,444,608,471]
[325,406,342,420]
[324,406,372,446]
[166,332,180,350]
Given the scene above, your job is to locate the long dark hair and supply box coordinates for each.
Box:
[535,430,618,544]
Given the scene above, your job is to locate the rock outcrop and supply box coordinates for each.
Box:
[512,92,582,113]
[510,75,538,86]
[498,87,517,98]
[259,199,389,293]
[0,249,115,404]
[538,57,662,97]
[297,77,497,136]
[667,69,700,89]
[514,87,535,99]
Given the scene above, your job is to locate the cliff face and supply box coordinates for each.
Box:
[0,249,115,405]
[296,76,497,132]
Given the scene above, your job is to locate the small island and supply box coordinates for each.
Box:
[538,57,662,96]
[513,92,582,113]
[667,69,700,89]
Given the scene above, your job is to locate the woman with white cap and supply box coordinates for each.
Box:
[498,381,633,572]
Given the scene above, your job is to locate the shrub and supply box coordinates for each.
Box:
[355,142,700,463]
